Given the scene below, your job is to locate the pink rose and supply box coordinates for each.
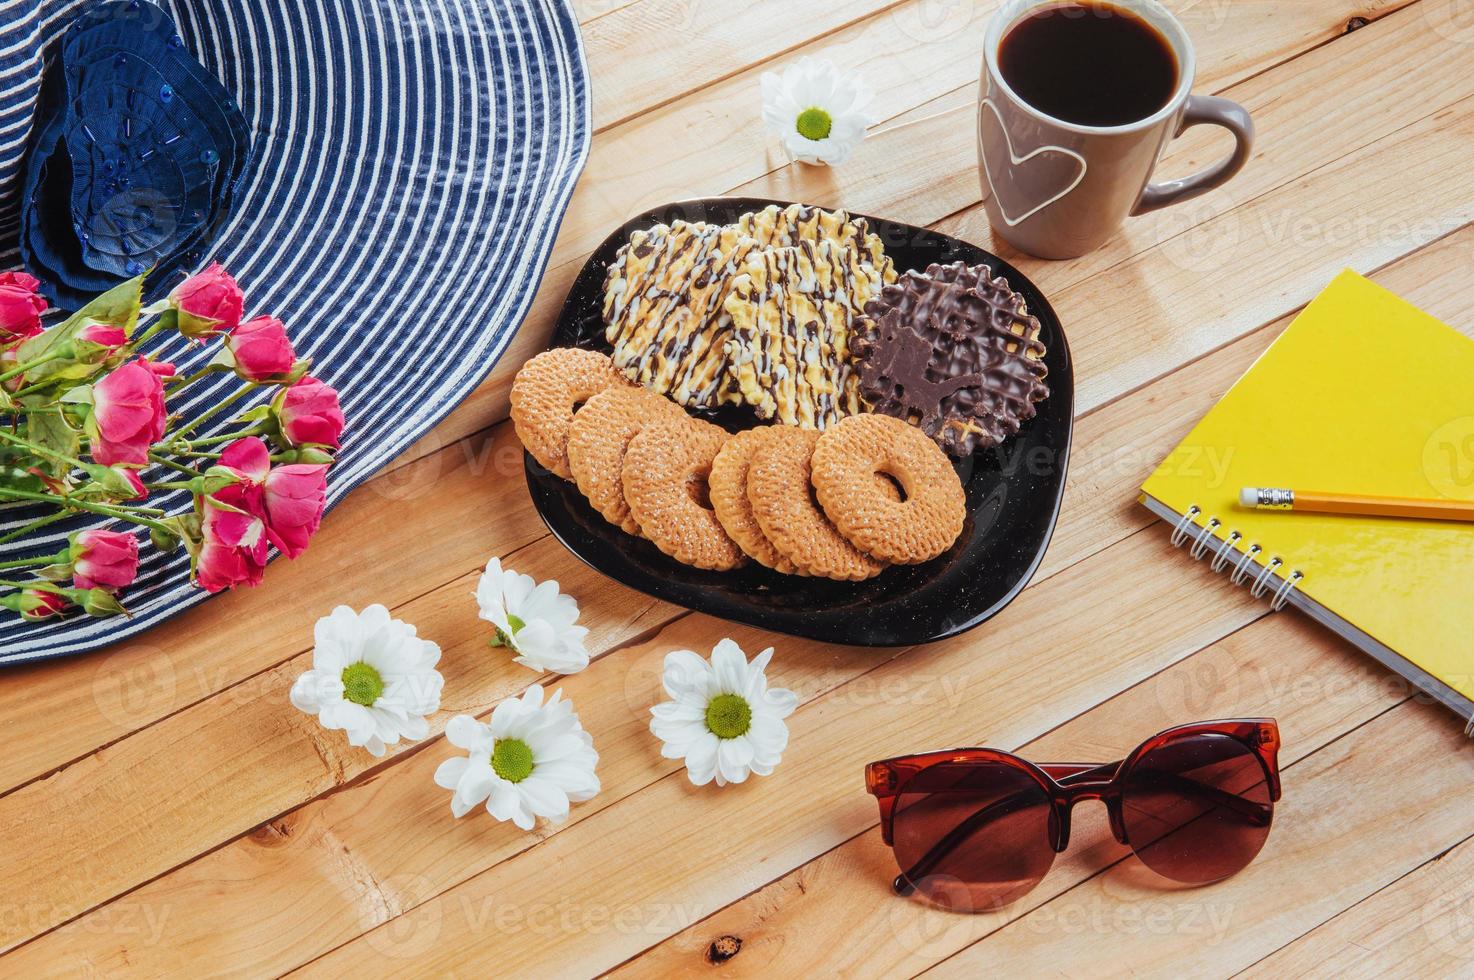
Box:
[0,270,47,343]
[274,376,345,449]
[263,463,328,558]
[226,315,296,381]
[170,262,243,337]
[216,436,272,485]
[194,484,269,592]
[71,529,140,591]
[88,358,168,466]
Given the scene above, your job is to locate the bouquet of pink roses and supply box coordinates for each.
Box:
[0,265,346,622]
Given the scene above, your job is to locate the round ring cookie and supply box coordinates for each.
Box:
[567,385,686,535]
[623,417,747,571]
[510,348,628,480]
[746,427,887,581]
[811,414,966,564]
[709,429,800,574]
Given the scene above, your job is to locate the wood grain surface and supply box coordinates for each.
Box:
[3,1,1472,976]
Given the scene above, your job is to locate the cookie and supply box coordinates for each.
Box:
[811,414,966,564]
[735,203,896,281]
[723,238,890,429]
[852,261,1048,456]
[510,348,629,480]
[746,427,887,581]
[709,428,801,574]
[567,385,687,535]
[602,220,757,409]
[623,417,747,571]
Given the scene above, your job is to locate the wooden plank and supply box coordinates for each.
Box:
[406,0,1408,458]
[0,0,1394,797]
[609,612,1405,978]
[583,0,907,131]
[606,219,1474,978]
[1240,835,1474,978]
[924,701,1474,977]
[9,73,1473,971]
[0,275,1269,966]
[271,528,1265,977]
[0,532,676,955]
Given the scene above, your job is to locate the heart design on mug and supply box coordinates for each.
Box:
[978,98,1088,227]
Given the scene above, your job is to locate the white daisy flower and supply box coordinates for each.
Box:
[650,638,799,787]
[475,557,590,674]
[761,56,876,166]
[434,684,600,830]
[289,604,444,758]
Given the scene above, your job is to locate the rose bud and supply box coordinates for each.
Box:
[77,588,128,618]
[0,270,47,343]
[226,315,296,382]
[272,376,345,449]
[1,588,69,621]
[263,463,329,559]
[87,358,168,467]
[73,322,129,364]
[70,529,140,592]
[170,262,244,337]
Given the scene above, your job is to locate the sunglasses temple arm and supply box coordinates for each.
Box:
[894,790,1046,889]
[1130,769,1273,826]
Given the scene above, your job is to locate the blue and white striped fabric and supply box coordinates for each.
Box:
[0,0,591,662]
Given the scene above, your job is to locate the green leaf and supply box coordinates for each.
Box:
[24,411,80,478]
[60,385,94,406]
[13,276,145,386]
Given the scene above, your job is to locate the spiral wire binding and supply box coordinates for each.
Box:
[1168,505,1303,612]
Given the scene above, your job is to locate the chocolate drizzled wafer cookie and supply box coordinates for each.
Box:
[602,220,758,409]
[723,238,890,429]
[736,203,895,282]
[852,261,1049,456]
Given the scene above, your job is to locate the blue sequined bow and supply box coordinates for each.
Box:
[18,0,252,310]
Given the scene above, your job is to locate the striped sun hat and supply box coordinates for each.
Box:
[0,0,591,662]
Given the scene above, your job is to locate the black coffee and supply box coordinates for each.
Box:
[998,2,1178,127]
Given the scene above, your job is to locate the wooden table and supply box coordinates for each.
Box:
[5,1,1474,975]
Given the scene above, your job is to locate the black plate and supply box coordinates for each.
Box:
[525,197,1073,647]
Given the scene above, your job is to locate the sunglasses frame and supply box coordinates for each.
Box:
[866,719,1281,860]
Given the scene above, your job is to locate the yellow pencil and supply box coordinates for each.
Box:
[1240,487,1474,523]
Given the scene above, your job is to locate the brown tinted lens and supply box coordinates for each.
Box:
[1121,733,1273,883]
[891,760,1056,912]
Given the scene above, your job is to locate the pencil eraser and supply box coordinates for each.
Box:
[1239,488,1259,507]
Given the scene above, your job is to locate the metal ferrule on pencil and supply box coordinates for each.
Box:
[1242,487,1295,509]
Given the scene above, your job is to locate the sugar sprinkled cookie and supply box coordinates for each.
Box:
[811,414,966,564]
[746,426,887,581]
[723,238,891,429]
[623,417,747,571]
[602,220,757,409]
[510,347,630,480]
[709,428,801,574]
[566,385,687,535]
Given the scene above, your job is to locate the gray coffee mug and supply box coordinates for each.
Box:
[977,0,1253,259]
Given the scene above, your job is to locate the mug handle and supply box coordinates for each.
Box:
[1132,94,1254,215]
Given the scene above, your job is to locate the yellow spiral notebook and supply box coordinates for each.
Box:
[1141,270,1474,725]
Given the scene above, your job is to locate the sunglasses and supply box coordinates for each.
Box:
[865,719,1281,912]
